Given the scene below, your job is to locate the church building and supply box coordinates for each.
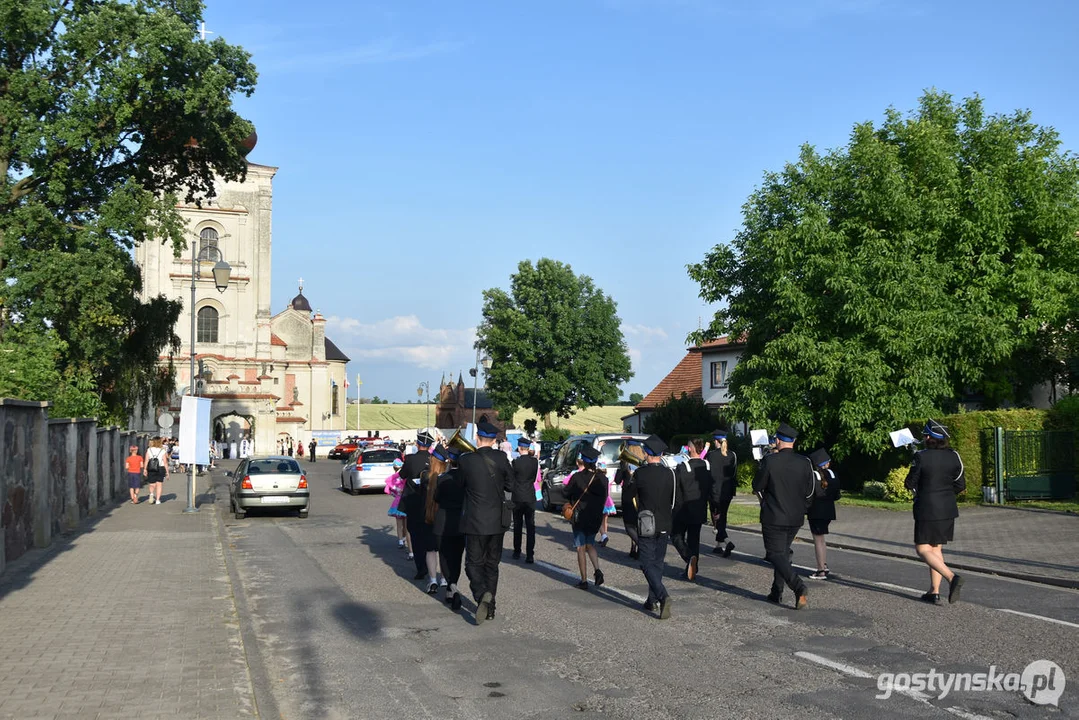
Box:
[133,157,349,455]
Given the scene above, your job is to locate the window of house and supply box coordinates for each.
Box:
[332,387,339,416]
[196,306,219,343]
[710,360,728,388]
[199,227,219,256]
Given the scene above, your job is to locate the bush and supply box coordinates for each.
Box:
[863,481,887,500]
[736,459,756,490]
[1046,395,1079,433]
[883,466,913,502]
[539,427,570,443]
[936,408,1047,500]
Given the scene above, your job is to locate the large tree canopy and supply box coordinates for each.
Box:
[0,0,257,420]
[688,91,1079,458]
[477,258,633,428]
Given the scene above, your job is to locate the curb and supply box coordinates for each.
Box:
[730,525,1079,591]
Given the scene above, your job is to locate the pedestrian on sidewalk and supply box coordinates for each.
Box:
[308,438,317,462]
[624,435,677,619]
[126,445,144,504]
[143,437,169,505]
[807,448,840,580]
[564,446,606,590]
[706,429,737,557]
[754,422,813,610]
[673,438,711,581]
[905,419,966,605]
[510,437,539,563]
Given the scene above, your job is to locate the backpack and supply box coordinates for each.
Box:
[146,450,161,473]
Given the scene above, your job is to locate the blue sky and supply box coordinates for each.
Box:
[205,0,1079,403]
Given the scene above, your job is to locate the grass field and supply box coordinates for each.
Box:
[345,404,631,432]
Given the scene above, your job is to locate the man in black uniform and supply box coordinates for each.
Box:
[400,431,434,578]
[459,421,514,624]
[510,436,539,563]
[705,429,737,557]
[624,435,677,620]
[753,422,813,609]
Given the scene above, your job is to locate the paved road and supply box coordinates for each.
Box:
[217,461,1079,720]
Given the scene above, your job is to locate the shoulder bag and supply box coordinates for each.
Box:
[638,468,677,539]
[562,472,597,524]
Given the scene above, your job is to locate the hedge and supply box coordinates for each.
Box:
[934,409,1048,499]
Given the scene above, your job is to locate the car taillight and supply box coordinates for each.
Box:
[241,476,252,489]
[298,475,307,489]
[356,463,363,472]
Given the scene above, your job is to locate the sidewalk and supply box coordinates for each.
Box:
[0,481,256,720]
[733,498,1079,588]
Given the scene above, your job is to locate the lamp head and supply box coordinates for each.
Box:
[481,356,492,371]
[212,260,231,293]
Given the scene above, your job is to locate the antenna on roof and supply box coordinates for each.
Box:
[698,316,702,331]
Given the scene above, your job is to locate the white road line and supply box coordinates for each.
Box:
[532,559,648,604]
[997,608,1079,629]
[729,549,817,573]
[868,581,923,594]
[795,651,994,720]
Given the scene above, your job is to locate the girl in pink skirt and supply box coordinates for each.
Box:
[385,459,412,558]
[599,457,616,546]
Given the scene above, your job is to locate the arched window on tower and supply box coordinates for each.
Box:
[199,227,219,255]
[196,306,219,343]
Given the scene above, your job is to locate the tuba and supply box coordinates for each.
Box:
[447,429,476,456]
[619,442,644,469]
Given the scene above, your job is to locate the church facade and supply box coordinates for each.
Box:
[132,160,349,455]
[435,375,509,435]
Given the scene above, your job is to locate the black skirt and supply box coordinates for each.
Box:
[808,519,831,536]
[914,518,954,546]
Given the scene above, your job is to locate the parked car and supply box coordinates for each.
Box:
[340,447,403,494]
[227,456,309,519]
[539,440,559,464]
[539,433,649,513]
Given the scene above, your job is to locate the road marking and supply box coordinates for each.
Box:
[532,559,648,604]
[997,608,1079,629]
[867,581,923,594]
[795,651,994,720]
[729,549,818,573]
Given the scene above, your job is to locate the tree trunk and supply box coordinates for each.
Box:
[543,412,553,430]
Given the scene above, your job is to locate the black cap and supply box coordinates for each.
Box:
[579,446,600,463]
[923,419,949,440]
[712,429,728,440]
[476,422,499,439]
[642,435,668,457]
[809,448,831,467]
[416,431,434,446]
[431,444,450,462]
[775,423,799,443]
[517,436,532,448]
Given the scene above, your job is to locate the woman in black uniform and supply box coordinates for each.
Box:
[672,438,712,581]
[806,448,840,580]
[402,446,447,593]
[564,446,607,589]
[904,420,966,605]
[615,442,645,559]
[706,430,737,557]
[434,444,466,611]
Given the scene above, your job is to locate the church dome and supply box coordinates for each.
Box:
[291,291,311,312]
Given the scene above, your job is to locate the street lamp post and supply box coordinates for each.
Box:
[186,243,231,514]
[417,381,430,431]
[469,350,492,430]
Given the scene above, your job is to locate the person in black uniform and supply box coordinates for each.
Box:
[459,421,514,624]
[706,429,737,557]
[615,442,645,559]
[564,445,607,590]
[510,436,539,563]
[672,438,712,581]
[434,443,466,611]
[623,435,677,619]
[753,422,813,609]
[806,448,840,580]
[905,419,966,605]
[403,434,444,592]
[400,431,434,581]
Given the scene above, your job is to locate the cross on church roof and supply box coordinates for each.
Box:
[199,22,214,41]
[298,277,304,292]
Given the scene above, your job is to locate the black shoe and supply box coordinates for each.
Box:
[767,590,782,605]
[451,593,462,611]
[948,574,964,604]
[525,556,534,564]
[598,535,609,547]
[722,541,735,558]
[512,551,521,560]
[659,597,672,620]
[642,600,656,612]
[712,544,724,554]
[427,582,438,594]
[444,591,453,604]
[476,592,492,624]
[629,548,638,559]
[576,580,589,590]
[594,569,604,587]
[486,602,496,620]
[921,592,943,605]
[413,571,425,580]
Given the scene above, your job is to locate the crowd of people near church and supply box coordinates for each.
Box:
[381,417,967,623]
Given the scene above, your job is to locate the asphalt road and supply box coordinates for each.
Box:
[214,460,1079,720]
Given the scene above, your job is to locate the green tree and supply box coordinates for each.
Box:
[0,0,257,421]
[641,392,717,444]
[688,91,1079,458]
[629,392,644,405]
[477,258,633,428]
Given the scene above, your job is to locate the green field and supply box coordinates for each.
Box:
[345,404,631,432]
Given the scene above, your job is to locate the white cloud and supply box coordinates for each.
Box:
[259,37,463,73]
[325,314,476,370]
[622,323,669,341]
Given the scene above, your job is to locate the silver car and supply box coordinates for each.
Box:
[228,456,309,519]
[340,448,403,494]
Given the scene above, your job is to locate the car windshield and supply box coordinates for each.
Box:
[598,440,623,465]
[362,450,399,464]
[247,459,301,474]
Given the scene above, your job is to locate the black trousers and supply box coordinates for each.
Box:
[712,483,735,542]
[623,523,639,548]
[438,534,466,586]
[408,519,435,576]
[512,502,536,558]
[637,534,669,603]
[465,533,504,602]
[671,520,702,565]
[762,524,805,597]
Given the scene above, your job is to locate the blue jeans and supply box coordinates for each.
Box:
[637,534,669,603]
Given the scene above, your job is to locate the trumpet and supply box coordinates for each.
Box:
[447,429,476,455]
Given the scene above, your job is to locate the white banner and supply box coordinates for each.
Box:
[179,396,212,465]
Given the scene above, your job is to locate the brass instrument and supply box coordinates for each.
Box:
[447,429,476,455]
[619,442,645,468]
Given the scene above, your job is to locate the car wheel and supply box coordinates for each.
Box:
[349,485,359,496]
[541,485,553,512]
[234,508,245,520]
[299,510,309,519]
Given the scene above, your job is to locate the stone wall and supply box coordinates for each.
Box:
[0,400,140,576]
